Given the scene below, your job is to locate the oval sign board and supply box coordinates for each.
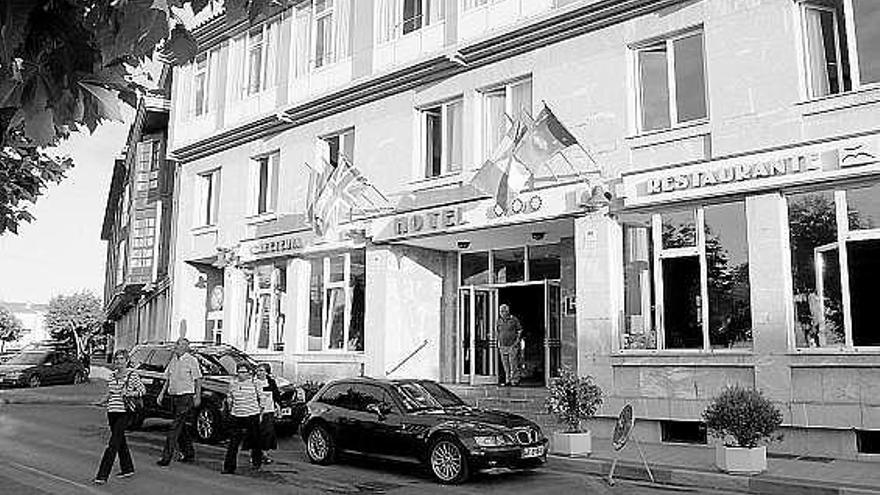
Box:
[612,404,635,451]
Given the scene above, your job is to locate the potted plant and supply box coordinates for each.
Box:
[702,385,783,474]
[544,367,603,456]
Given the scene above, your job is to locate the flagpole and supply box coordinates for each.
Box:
[541,99,601,175]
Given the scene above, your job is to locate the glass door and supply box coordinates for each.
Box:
[544,280,562,384]
[459,287,498,385]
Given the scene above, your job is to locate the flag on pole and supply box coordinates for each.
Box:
[307,154,392,237]
[513,103,578,171]
[470,121,531,211]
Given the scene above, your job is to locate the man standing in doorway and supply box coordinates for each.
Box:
[156,337,203,466]
[497,304,523,387]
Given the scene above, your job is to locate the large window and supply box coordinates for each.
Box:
[482,78,532,159]
[308,250,365,352]
[247,27,264,95]
[788,184,880,348]
[634,30,707,132]
[313,0,351,68]
[800,0,880,98]
[421,98,463,177]
[621,202,752,351]
[460,243,562,285]
[197,169,221,226]
[242,21,278,97]
[249,262,287,351]
[251,152,279,215]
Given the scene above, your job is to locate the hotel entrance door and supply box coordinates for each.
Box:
[459,287,498,385]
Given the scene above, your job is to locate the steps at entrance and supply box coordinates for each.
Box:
[444,384,560,433]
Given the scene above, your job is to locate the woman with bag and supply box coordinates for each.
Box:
[253,364,281,464]
[222,363,263,474]
[94,349,145,485]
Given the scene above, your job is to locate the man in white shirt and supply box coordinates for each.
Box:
[156,338,203,466]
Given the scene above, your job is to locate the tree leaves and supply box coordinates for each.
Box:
[0,305,25,350]
[45,290,105,350]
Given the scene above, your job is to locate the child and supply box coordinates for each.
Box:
[253,364,281,464]
[222,364,263,474]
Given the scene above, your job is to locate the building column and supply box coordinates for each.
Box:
[224,267,248,350]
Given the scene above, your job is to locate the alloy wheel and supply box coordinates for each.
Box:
[307,427,329,462]
[28,375,41,388]
[430,440,463,483]
[196,408,214,441]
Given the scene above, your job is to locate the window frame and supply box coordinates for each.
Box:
[246,26,266,96]
[619,203,753,354]
[196,168,221,227]
[419,97,463,178]
[321,128,355,168]
[249,262,287,352]
[480,77,532,161]
[308,251,365,353]
[632,28,709,134]
[250,151,280,216]
[787,186,880,351]
[193,52,210,116]
[798,0,880,98]
[313,0,335,69]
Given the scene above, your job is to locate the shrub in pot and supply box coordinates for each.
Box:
[702,385,782,475]
[544,367,603,456]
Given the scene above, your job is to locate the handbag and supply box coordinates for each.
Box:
[122,372,144,413]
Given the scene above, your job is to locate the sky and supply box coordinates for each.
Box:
[0,116,132,304]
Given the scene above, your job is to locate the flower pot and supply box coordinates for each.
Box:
[715,444,766,475]
[551,431,592,456]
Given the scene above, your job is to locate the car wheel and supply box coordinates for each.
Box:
[28,374,41,388]
[304,424,336,465]
[72,371,85,385]
[195,405,222,443]
[428,437,469,485]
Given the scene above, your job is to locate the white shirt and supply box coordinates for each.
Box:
[164,353,202,395]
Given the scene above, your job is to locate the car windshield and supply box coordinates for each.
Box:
[192,348,257,375]
[5,352,48,366]
[393,382,444,412]
[418,381,466,407]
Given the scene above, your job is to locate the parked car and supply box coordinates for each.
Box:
[0,348,88,388]
[299,378,548,484]
[128,342,307,443]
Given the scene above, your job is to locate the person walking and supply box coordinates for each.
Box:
[222,363,263,474]
[156,337,202,466]
[496,304,523,386]
[94,349,146,485]
[253,363,281,464]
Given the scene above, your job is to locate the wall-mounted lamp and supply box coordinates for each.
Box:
[457,240,471,249]
[531,232,546,241]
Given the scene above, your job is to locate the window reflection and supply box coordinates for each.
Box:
[493,248,525,283]
[704,202,752,349]
[460,252,489,285]
[528,244,561,280]
[662,209,697,249]
[622,216,657,349]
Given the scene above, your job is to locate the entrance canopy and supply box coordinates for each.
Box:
[384,217,573,252]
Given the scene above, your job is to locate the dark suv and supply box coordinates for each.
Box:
[300,378,547,484]
[0,347,88,388]
[129,342,306,442]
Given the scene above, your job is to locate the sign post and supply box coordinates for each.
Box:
[607,404,654,486]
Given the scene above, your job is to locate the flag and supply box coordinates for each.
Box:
[470,121,531,211]
[513,104,578,170]
[307,155,392,237]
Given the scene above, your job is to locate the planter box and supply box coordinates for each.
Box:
[715,444,766,475]
[551,431,592,456]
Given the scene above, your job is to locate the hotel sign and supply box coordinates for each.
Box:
[621,138,879,207]
[393,207,467,236]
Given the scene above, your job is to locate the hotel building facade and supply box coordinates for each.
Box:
[166,0,880,458]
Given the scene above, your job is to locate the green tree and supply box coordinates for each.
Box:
[0,0,271,235]
[0,306,24,352]
[44,290,104,356]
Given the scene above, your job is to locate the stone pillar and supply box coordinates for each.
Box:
[224,267,249,351]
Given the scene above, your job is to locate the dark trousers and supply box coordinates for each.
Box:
[96,412,134,479]
[223,415,262,472]
[161,394,195,462]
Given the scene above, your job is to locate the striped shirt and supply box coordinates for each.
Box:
[228,378,262,417]
[107,370,146,413]
[253,378,275,413]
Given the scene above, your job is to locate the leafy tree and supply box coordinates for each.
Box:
[0,305,24,352]
[0,0,271,235]
[44,290,104,356]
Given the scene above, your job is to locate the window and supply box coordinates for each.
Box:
[193,53,209,116]
[313,0,351,68]
[116,239,127,284]
[463,0,490,10]
[421,99,463,177]
[247,28,264,95]
[621,201,752,351]
[788,184,880,349]
[242,21,279,97]
[249,262,287,351]
[321,129,355,168]
[800,0,880,98]
[635,30,707,132]
[661,421,708,445]
[307,250,365,352]
[135,139,160,199]
[377,0,444,42]
[482,78,532,159]
[459,243,562,285]
[197,169,221,226]
[251,152,279,215]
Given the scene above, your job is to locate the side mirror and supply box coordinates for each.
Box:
[366,403,386,420]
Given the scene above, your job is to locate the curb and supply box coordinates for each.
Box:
[547,455,880,495]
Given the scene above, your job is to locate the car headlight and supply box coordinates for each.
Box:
[474,435,510,447]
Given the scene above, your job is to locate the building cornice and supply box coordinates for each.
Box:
[172,0,683,164]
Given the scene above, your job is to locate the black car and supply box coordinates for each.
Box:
[299,378,547,484]
[129,342,307,442]
[0,348,88,388]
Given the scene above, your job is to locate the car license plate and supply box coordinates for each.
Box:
[280,407,292,416]
[522,446,544,458]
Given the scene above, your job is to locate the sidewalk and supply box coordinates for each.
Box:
[547,437,880,495]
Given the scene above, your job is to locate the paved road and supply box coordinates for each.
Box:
[0,384,745,495]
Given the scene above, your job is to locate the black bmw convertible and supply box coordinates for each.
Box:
[299,377,547,484]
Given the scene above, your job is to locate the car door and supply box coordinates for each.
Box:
[41,352,62,384]
[314,383,355,449]
[359,385,413,458]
